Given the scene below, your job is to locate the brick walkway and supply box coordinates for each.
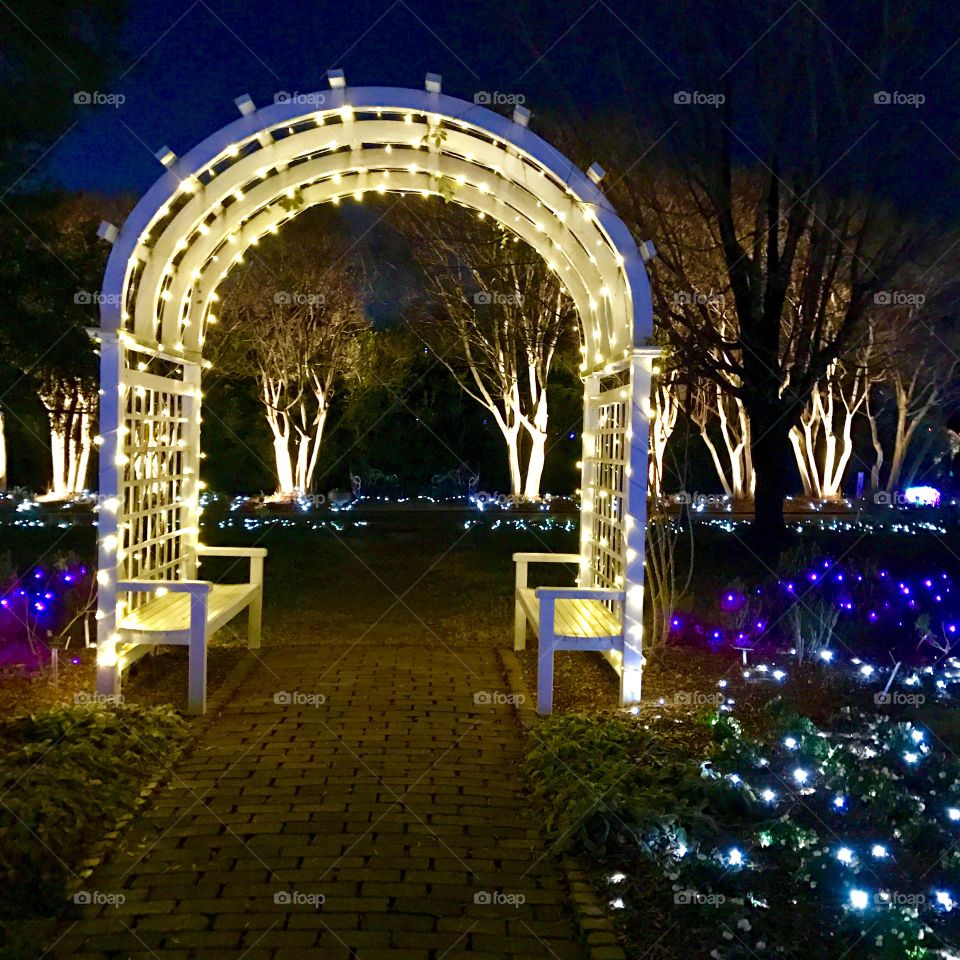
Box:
[52,645,585,959]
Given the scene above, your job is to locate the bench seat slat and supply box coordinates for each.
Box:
[119,583,256,634]
[518,588,620,639]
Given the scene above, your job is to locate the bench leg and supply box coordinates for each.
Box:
[537,635,555,715]
[188,593,208,714]
[514,599,526,651]
[248,556,264,650]
[248,588,263,650]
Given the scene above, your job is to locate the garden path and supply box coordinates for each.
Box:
[50,644,586,960]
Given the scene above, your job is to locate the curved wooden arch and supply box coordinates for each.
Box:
[100,82,652,374]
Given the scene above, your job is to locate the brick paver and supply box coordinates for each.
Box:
[52,645,585,959]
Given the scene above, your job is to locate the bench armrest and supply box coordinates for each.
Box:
[196,546,268,558]
[535,587,624,602]
[512,552,580,564]
[195,545,266,587]
[513,553,581,592]
[117,579,211,595]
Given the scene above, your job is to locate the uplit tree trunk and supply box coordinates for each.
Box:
[691,379,754,501]
[521,389,548,499]
[649,370,680,495]
[41,390,95,497]
[789,362,869,500]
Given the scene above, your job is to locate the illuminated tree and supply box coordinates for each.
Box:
[215,212,368,496]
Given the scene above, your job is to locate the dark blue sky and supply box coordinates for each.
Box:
[44,0,639,193]
[28,0,960,226]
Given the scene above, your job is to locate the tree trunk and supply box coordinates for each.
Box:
[49,424,67,497]
[522,393,548,499]
[750,405,792,542]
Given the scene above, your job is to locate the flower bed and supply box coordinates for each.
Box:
[525,707,960,959]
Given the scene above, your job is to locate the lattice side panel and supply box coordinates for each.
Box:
[583,373,629,597]
[118,364,192,613]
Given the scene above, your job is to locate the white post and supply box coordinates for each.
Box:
[181,362,203,579]
[577,374,601,588]
[621,348,658,705]
[96,332,124,698]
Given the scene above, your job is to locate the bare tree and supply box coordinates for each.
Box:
[789,351,874,501]
[37,376,97,497]
[865,291,960,495]
[649,364,681,495]
[215,213,368,496]
[573,0,954,540]
[399,202,574,498]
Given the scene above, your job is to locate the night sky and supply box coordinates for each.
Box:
[27,0,958,229]
[43,0,626,193]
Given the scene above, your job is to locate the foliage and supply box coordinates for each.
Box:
[525,707,960,958]
[0,703,186,919]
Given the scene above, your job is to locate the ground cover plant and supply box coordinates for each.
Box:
[525,705,960,958]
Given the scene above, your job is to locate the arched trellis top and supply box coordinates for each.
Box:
[99,79,652,373]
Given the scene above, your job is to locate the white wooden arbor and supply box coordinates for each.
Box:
[93,73,657,709]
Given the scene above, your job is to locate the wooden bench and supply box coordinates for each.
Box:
[116,546,266,714]
[513,552,625,714]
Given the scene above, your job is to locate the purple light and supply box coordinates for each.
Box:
[63,574,74,583]
[868,611,879,622]
[33,602,46,612]
[33,570,42,580]
[71,657,80,665]
[0,599,7,608]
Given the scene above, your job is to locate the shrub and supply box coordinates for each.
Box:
[0,703,186,919]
